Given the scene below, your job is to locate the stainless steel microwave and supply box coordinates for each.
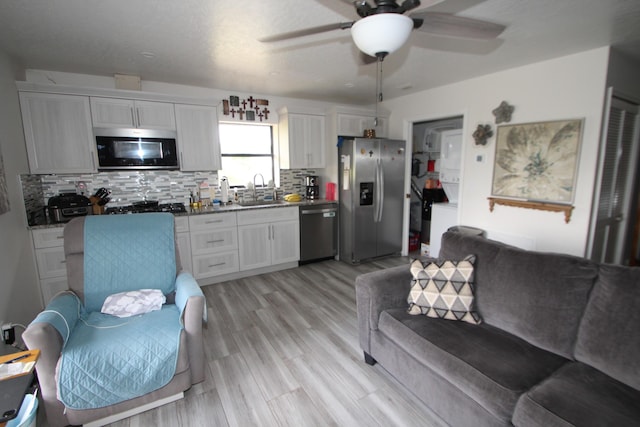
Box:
[94,128,179,170]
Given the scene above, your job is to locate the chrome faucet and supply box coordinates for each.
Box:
[253,173,265,200]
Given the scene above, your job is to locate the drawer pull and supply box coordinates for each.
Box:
[205,219,224,224]
[206,239,225,244]
[208,262,226,268]
[56,235,64,239]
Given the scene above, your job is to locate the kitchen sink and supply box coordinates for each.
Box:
[237,200,287,207]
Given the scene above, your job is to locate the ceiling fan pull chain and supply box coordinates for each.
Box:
[374,56,384,126]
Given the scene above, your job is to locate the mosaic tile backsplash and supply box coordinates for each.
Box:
[21,168,319,223]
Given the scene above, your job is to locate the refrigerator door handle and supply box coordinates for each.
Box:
[373,159,379,222]
[377,158,384,222]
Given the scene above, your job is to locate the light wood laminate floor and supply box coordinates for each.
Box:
[104,257,446,427]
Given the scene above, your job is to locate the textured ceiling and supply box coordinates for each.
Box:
[0,0,639,104]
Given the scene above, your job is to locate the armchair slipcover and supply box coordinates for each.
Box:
[24,213,206,427]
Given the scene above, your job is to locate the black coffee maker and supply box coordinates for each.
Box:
[305,176,320,200]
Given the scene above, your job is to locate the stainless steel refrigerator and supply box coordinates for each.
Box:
[338,137,406,264]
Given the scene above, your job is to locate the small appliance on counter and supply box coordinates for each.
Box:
[220,177,230,204]
[47,193,92,223]
[305,175,320,200]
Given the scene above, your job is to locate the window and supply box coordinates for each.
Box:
[218,123,275,187]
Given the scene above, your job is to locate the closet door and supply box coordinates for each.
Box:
[589,92,640,264]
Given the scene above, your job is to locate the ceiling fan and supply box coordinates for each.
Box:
[260,0,506,61]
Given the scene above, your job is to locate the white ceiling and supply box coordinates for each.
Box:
[1,0,639,105]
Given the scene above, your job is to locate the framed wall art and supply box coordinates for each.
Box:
[491,119,583,204]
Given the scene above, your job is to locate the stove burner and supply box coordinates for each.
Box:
[105,202,186,215]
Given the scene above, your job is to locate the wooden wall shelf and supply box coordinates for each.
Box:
[488,197,574,223]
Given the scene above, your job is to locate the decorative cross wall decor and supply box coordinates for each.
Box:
[222,95,270,122]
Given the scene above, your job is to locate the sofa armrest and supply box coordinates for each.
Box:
[355,264,412,354]
[23,292,82,427]
[175,271,206,384]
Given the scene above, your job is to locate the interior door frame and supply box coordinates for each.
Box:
[586,87,640,263]
[400,110,467,256]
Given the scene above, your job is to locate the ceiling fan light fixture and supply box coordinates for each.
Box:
[351,13,413,57]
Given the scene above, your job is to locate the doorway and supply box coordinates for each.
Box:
[588,91,640,264]
[409,116,463,255]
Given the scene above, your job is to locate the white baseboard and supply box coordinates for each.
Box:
[83,392,184,427]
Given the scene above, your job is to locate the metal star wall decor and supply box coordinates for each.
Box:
[473,124,493,146]
[492,101,514,124]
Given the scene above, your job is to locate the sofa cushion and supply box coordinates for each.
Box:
[407,256,481,324]
[574,264,640,390]
[512,362,640,427]
[379,308,568,422]
[439,232,599,358]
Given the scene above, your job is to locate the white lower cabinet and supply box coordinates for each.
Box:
[189,212,239,279]
[175,216,192,273]
[237,207,300,271]
[192,252,240,278]
[31,208,300,299]
[32,227,68,305]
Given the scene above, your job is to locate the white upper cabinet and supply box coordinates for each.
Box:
[90,97,176,130]
[175,104,221,171]
[279,108,326,169]
[20,92,96,174]
[337,113,388,138]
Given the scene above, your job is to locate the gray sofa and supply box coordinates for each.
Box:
[356,231,640,426]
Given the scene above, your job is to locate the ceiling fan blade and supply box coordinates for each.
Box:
[411,11,505,39]
[259,22,354,42]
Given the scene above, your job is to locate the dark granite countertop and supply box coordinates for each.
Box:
[28,199,337,230]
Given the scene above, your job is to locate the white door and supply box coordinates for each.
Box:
[175,104,221,171]
[589,93,640,264]
[288,114,308,168]
[20,92,96,174]
[90,97,136,128]
[90,98,175,129]
[238,224,271,270]
[135,101,176,130]
[271,220,300,264]
[305,115,326,168]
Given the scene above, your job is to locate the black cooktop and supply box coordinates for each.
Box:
[105,202,186,215]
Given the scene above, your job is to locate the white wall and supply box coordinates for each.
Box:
[0,53,42,330]
[383,47,611,256]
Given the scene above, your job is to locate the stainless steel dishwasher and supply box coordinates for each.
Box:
[299,203,337,263]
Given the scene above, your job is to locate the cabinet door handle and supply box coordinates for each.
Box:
[205,219,223,224]
[206,239,225,244]
[208,262,226,268]
[136,107,141,128]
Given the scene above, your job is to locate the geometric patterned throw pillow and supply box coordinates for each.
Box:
[407,255,482,324]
